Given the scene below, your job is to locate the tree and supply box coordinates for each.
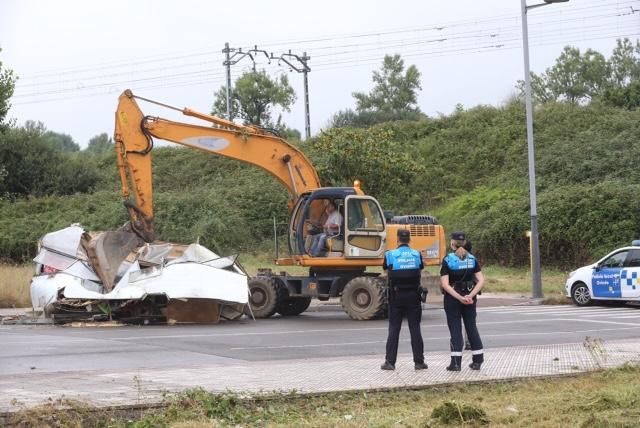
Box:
[353,54,422,115]
[212,70,296,128]
[601,79,640,110]
[601,38,640,109]
[0,49,17,131]
[41,130,80,152]
[327,54,424,128]
[0,125,98,197]
[609,38,640,86]
[86,132,114,155]
[544,46,609,104]
[517,39,639,107]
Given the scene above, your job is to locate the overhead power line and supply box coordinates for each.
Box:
[16,0,634,80]
[10,0,638,105]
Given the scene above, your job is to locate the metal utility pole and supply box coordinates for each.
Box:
[520,0,569,299]
[223,43,233,120]
[221,44,268,121]
[274,50,311,139]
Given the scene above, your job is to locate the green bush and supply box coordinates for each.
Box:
[1,102,639,267]
[435,182,640,268]
[0,191,125,261]
[0,148,288,261]
[0,126,100,197]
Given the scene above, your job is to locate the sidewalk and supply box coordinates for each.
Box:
[1,338,639,414]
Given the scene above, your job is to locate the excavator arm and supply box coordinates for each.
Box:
[114,89,321,242]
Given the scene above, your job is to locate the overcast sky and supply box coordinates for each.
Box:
[1,0,638,146]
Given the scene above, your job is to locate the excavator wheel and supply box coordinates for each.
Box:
[277,297,312,316]
[341,276,387,320]
[248,277,286,318]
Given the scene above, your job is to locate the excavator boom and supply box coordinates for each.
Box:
[114,90,321,242]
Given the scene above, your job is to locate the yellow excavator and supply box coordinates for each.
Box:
[114,90,446,320]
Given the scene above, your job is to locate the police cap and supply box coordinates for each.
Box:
[397,229,411,241]
[450,231,466,241]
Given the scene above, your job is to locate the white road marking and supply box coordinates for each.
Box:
[576,313,639,318]
[478,318,639,327]
[480,306,634,313]
[113,327,387,341]
[118,317,633,342]
[0,338,102,344]
[230,326,640,351]
[479,307,637,316]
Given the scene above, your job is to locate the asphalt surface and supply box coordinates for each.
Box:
[1,303,639,376]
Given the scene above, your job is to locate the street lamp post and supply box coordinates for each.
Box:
[520,0,569,299]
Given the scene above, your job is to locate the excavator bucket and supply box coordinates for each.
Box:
[81,228,142,292]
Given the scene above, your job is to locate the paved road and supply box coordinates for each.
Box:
[1,304,639,376]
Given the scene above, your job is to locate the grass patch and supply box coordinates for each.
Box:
[481,265,567,295]
[0,264,32,308]
[542,294,571,305]
[7,365,640,427]
[431,400,489,425]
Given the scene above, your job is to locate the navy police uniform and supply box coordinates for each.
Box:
[382,229,426,370]
[440,232,484,370]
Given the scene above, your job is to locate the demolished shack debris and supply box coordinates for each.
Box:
[30,225,249,324]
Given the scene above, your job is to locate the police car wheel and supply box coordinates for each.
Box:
[341,277,385,320]
[571,282,592,306]
[249,277,286,318]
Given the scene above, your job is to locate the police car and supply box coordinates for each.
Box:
[566,241,640,306]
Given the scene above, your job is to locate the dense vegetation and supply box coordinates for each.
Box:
[1,101,639,267]
[1,40,638,268]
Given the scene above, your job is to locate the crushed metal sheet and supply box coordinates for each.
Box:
[30,224,250,324]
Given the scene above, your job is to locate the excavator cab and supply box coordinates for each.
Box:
[286,187,386,261]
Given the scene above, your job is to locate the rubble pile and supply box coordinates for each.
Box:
[30,225,249,324]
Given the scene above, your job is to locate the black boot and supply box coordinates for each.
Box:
[469,354,484,370]
[380,361,395,370]
[446,356,461,371]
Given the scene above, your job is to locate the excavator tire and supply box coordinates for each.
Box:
[341,276,386,320]
[277,296,312,316]
[248,277,286,319]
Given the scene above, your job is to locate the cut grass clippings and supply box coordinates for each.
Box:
[0,264,32,308]
[6,365,640,427]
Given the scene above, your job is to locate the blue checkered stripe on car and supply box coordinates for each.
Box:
[620,270,638,289]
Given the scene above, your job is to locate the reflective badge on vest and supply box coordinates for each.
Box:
[445,253,477,271]
[387,247,421,271]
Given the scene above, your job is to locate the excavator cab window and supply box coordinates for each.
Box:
[343,195,386,258]
[347,198,384,231]
[289,194,309,255]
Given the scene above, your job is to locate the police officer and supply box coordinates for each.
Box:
[440,232,485,371]
[381,229,428,371]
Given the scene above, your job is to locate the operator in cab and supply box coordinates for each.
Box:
[381,229,428,371]
[440,231,485,371]
[309,200,342,257]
